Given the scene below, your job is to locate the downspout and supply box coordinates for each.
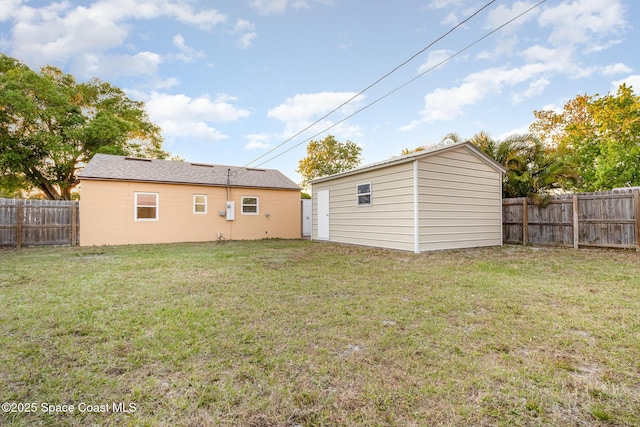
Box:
[500,172,504,246]
[413,160,420,253]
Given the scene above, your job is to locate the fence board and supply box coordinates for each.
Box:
[503,189,639,249]
[0,198,80,247]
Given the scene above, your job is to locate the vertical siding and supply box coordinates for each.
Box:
[418,146,502,251]
[312,163,415,251]
[80,180,300,246]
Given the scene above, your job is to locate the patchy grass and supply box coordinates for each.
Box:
[0,241,639,426]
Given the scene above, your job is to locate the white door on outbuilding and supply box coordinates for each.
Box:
[317,189,329,240]
[301,199,311,237]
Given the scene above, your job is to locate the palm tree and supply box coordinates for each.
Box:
[469,132,576,203]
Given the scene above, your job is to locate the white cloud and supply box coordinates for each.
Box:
[585,38,623,54]
[485,1,539,31]
[244,134,273,150]
[237,32,257,49]
[404,0,632,133]
[538,0,626,47]
[417,49,455,74]
[402,60,563,130]
[250,0,288,15]
[427,0,464,10]
[612,75,640,92]
[440,11,459,26]
[75,51,162,79]
[230,19,256,49]
[233,19,255,33]
[602,63,632,76]
[498,123,533,140]
[172,34,206,62]
[512,78,550,104]
[268,92,365,140]
[0,0,25,21]
[249,0,330,15]
[145,92,250,143]
[268,92,363,123]
[4,0,225,75]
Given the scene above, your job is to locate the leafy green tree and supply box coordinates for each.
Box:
[297,135,362,187]
[531,84,640,191]
[0,175,28,198]
[470,133,575,202]
[0,54,169,199]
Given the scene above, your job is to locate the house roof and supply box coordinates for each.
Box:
[309,141,507,184]
[79,154,301,190]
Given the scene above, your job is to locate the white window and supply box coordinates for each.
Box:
[241,197,259,215]
[135,192,158,221]
[357,183,371,206]
[193,194,207,214]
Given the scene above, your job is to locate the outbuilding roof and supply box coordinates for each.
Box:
[309,141,506,184]
[79,154,301,190]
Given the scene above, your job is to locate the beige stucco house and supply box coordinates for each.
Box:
[310,141,506,253]
[79,154,301,246]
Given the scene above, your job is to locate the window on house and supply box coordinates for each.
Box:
[357,183,371,206]
[135,192,158,220]
[194,194,207,214]
[241,197,259,214]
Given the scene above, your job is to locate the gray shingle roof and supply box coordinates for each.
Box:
[79,154,301,190]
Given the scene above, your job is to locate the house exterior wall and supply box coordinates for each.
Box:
[311,162,415,251]
[80,180,301,246]
[417,145,503,251]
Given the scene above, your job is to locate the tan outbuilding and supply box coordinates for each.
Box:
[310,141,506,253]
[79,154,301,246]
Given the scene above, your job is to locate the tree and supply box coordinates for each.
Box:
[530,84,640,191]
[476,133,575,202]
[0,54,169,200]
[297,135,362,187]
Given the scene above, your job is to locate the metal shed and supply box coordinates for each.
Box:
[310,141,506,252]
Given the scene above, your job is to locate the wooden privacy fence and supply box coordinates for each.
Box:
[0,198,80,247]
[503,189,640,249]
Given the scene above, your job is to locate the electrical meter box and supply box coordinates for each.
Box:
[225,201,235,221]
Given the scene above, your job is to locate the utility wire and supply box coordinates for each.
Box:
[243,0,496,168]
[251,0,546,169]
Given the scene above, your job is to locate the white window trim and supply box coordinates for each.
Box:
[241,196,259,215]
[193,194,207,214]
[357,182,372,207]
[134,192,159,221]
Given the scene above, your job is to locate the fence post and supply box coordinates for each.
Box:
[573,195,579,249]
[522,198,528,245]
[634,189,640,251]
[16,200,23,249]
[71,201,78,246]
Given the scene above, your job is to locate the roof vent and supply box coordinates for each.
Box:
[246,168,266,172]
[190,162,214,168]
[124,157,152,162]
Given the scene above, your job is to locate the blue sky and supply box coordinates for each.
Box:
[1,0,638,186]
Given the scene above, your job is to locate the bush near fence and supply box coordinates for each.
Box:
[0,198,80,247]
[503,188,640,249]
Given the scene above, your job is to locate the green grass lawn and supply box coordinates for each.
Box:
[1,240,639,426]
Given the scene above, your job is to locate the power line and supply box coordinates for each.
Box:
[243,0,496,168]
[252,0,547,169]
